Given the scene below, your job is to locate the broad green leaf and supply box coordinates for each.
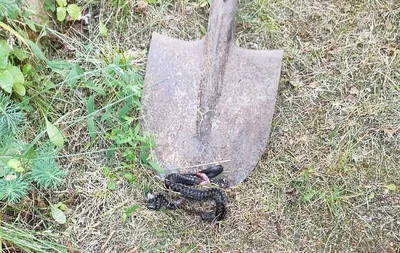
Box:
[0,70,13,93]
[368,192,375,200]
[44,79,56,88]
[123,205,138,223]
[26,39,47,61]
[99,21,108,37]
[86,95,97,139]
[44,61,70,76]
[47,60,74,69]
[12,47,28,61]
[56,6,66,22]
[57,202,67,211]
[149,162,165,174]
[85,80,106,95]
[386,184,396,191]
[7,66,25,96]
[47,60,74,76]
[124,173,135,184]
[44,0,56,12]
[7,159,24,173]
[22,64,34,75]
[107,178,117,190]
[303,190,317,202]
[56,0,67,7]
[199,24,207,35]
[51,205,66,224]
[103,167,111,177]
[45,118,64,147]
[67,4,82,21]
[0,40,11,69]
[24,17,37,32]
[146,0,157,4]
[7,65,24,84]
[13,82,26,96]
[118,96,133,121]
[68,63,84,86]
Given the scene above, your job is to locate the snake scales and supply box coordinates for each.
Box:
[146,165,228,222]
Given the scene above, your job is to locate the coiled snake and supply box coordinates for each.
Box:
[146,165,228,222]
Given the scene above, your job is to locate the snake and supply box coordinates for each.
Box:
[146,165,228,222]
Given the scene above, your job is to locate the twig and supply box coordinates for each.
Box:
[101,227,116,250]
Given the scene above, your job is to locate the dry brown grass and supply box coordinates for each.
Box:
[60,0,400,252]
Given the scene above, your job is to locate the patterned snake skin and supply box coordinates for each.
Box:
[147,165,228,221]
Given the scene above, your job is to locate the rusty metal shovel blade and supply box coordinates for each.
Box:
[140,0,283,187]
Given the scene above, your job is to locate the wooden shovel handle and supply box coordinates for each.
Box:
[206,0,238,46]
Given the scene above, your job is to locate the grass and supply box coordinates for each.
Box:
[60,0,399,251]
[2,0,399,252]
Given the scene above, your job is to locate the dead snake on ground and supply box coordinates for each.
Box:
[146,165,228,222]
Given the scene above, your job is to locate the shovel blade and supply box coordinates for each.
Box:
[141,32,283,187]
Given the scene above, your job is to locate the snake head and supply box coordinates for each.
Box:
[199,165,223,179]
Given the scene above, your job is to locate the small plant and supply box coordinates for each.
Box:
[30,147,66,190]
[0,92,24,135]
[0,40,26,96]
[54,0,82,22]
[0,176,30,203]
[0,0,20,20]
[0,221,69,253]
[0,93,66,203]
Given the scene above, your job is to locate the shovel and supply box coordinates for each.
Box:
[140,0,283,188]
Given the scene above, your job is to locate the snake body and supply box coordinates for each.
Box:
[147,165,228,221]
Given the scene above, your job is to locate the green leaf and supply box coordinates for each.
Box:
[22,64,34,75]
[303,190,317,202]
[47,60,74,70]
[86,95,97,140]
[386,184,396,191]
[118,96,133,121]
[149,162,165,174]
[99,21,108,37]
[47,60,74,76]
[13,82,26,96]
[24,17,37,32]
[57,202,67,211]
[107,178,117,190]
[7,65,24,84]
[67,4,82,21]
[0,40,11,69]
[51,205,66,224]
[0,70,13,93]
[7,159,24,173]
[56,6,66,22]
[26,39,47,61]
[145,0,157,4]
[68,63,84,86]
[56,0,67,7]
[12,47,28,61]
[124,173,135,184]
[45,118,64,147]
[44,79,56,88]
[368,192,375,200]
[85,80,106,95]
[199,24,207,35]
[44,0,56,12]
[123,205,138,223]
[6,66,25,96]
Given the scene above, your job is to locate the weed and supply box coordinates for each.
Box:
[0,221,68,253]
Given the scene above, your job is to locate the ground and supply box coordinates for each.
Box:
[8,0,400,252]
